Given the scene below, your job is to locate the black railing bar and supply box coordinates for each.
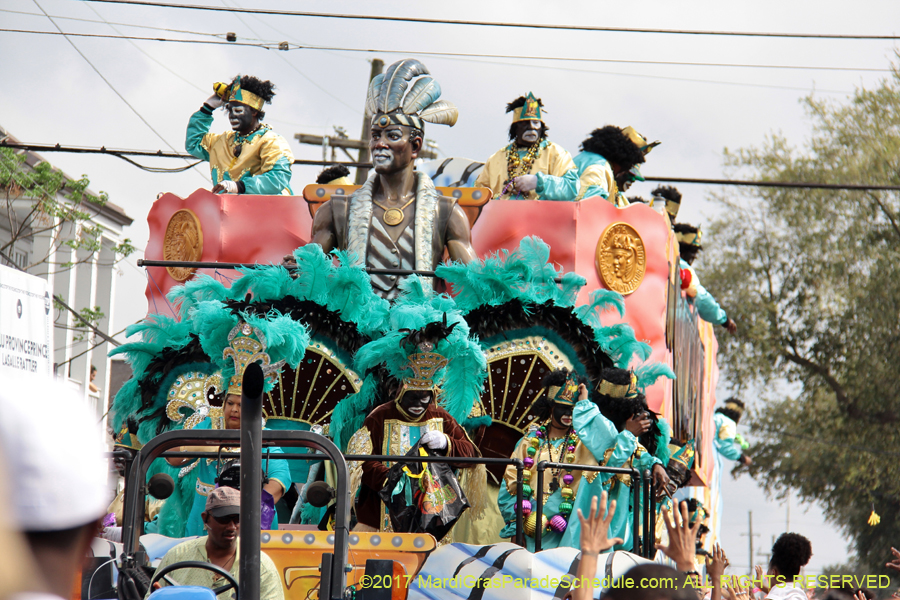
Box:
[533,461,646,475]
[137,259,567,283]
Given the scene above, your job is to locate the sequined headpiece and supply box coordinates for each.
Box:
[596,370,639,399]
[665,439,696,486]
[113,420,143,451]
[165,369,225,429]
[223,322,285,396]
[512,92,544,123]
[366,58,459,131]
[621,126,661,155]
[676,226,703,247]
[213,76,265,112]
[546,371,579,407]
[396,341,449,400]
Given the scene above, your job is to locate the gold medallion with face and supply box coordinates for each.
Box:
[163,209,204,282]
[596,222,646,295]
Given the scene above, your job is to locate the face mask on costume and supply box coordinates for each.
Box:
[399,390,433,417]
[551,403,573,429]
[226,102,256,133]
[515,120,542,146]
[370,124,417,174]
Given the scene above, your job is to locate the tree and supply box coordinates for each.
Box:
[0,147,135,338]
[699,67,900,580]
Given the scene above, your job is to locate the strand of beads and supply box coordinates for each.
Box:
[503,141,541,190]
[549,434,579,533]
[520,425,579,537]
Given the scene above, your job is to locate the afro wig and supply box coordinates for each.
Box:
[580,126,646,171]
[316,164,351,185]
[652,185,682,204]
[769,532,812,577]
[506,96,549,141]
[530,368,584,421]
[233,75,276,119]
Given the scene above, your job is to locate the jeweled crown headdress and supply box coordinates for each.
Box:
[512,92,543,123]
[165,368,225,429]
[546,371,579,407]
[665,439,696,486]
[365,58,459,130]
[621,126,661,155]
[400,341,449,395]
[223,322,285,395]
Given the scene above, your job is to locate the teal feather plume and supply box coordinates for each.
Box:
[655,418,672,464]
[635,362,676,391]
[574,289,626,327]
[189,300,239,374]
[290,244,335,306]
[167,275,229,317]
[227,266,293,303]
[326,250,389,334]
[556,272,587,307]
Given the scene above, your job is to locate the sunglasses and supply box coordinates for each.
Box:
[212,514,240,525]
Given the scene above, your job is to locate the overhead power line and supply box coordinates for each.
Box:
[5,141,900,191]
[2,28,888,73]
[84,0,900,40]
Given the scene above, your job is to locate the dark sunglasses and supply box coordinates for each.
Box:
[212,514,240,525]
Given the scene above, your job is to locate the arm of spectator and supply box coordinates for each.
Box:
[754,565,771,593]
[706,544,728,600]
[887,547,900,572]
[571,492,622,600]
[655,500,701,572]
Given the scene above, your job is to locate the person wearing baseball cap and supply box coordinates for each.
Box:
[0,375,111,600]
[148,486,284,600]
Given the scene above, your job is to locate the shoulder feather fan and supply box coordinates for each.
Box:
[401,77,442,115]
[419,100,459,127]
[365,73,384,116]
[378,59,429,114]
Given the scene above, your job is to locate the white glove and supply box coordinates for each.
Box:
[205,94,224,109]
[218,180,239,194]
[513,174,538,193]
[420,431,448,451]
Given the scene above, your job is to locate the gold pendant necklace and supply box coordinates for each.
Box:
[372,195,416,226]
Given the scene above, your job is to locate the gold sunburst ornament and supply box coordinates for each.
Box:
[165,370,225,429]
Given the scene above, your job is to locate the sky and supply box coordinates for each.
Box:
[3,0,898,575]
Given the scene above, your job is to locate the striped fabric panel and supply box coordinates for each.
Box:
[367,217,414,300]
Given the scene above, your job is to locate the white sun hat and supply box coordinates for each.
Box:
[0,374,111,531]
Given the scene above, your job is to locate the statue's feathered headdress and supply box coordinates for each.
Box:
[365,58,458,129]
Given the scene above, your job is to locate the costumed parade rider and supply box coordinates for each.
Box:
[676,223,738,335]
[651,185,682,223]
[159,323,292,536]
[348,318,480,537]
[474,93,580,201]
[579,367,673,552]
[100,418,164,541]
[499,369,615,552]
[574,126,659,205]
[186,74,294,195]
[710,398,751,541]
[310,58,476,300]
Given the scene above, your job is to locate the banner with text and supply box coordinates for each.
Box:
[0,264,52,378]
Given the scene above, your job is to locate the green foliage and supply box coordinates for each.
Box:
[0,147,134,271]
[701,67,900,577]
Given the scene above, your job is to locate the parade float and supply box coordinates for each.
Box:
[92,60,722,600]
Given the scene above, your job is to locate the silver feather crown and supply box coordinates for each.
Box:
[365,58,458,128]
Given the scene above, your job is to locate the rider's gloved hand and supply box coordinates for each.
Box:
[421,431,448,452]
[205,94,224,110]
[261,489,276,530]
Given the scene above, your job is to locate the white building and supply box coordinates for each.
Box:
[0,126,133,424]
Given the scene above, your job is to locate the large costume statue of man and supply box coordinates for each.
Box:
[311,59,476,300]
[574,126,658,205]
[186,74,294,195]
[474,93,579,201]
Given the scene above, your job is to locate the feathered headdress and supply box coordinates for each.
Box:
[365,58,458,129]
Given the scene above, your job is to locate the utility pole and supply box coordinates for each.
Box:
[293,58,439,185]
[355,58,383,184]
[740,511,761,577]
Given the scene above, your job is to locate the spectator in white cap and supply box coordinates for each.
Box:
[0,375,110,600]
[148,486,284,600]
